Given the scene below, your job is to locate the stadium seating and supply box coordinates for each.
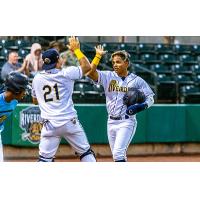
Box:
[0,40,16,50]
[159,53,178,64]
[191,45,200,55]
[73,80,105,103]
[180,85,200,103]
[18,49,29,60]
[140,53,158,63]
[120,43,137,52]
[156,44,174,54]
[174,64,193,74]
[129,54,142,64]
[15,40,32,50]
[176,74,194,85]
[179,54,197,64]
[131,63,151,73]
[138,44,155,53]
[0,61,5,68]
[193,64,200,74]
[102,43,120,52]
[44,41,200,104]
[1,39,200,104]
[194,74,200,84]
[133,64,157,87]
[151,64,173,74]
[157,74,175,84]
[174,44,191,54]
[156,74,177,103]
[92,84,105,103]
[0,48,9,60]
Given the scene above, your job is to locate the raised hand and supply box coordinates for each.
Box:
[95,45,107,56]
[67,36,80,52]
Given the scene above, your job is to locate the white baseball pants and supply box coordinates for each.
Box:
[39,118,96,162]
[107,117,137,161]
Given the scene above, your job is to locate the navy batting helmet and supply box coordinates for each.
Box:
[123,88,146,107]
[5,71,30,94]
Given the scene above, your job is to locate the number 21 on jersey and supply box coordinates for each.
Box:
[43,83,60,102]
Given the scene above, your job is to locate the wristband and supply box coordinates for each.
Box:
[126,103,148,115]
[74,49,85,60]
[92,53,102,66]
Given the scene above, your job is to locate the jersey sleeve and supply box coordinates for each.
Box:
[62,66,83,80]
[31,79,36,98]
[136,76,155,97]
[97,70,110,88]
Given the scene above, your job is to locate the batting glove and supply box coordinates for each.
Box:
[126,102,148,115]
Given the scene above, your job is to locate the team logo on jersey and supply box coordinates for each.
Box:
[0,115,7,123]
[20,107,42,145]
[108,80,128,92]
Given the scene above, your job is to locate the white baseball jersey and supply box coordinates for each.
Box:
[97,70,154,118]
[32,66,82,128]
[96,70,154,161]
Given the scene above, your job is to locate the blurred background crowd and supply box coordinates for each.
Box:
[1,36,200,104]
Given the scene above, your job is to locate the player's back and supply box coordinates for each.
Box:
[32,67,82,127]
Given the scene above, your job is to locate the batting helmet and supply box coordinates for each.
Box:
[5,71,29,94]
[123,88,146,107]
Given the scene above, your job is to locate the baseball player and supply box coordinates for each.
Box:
[87,47,155,162]
[0,71,29,162]
[32,37,96,162]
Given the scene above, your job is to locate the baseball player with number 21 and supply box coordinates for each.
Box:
[32,36,96,162]
[87,46,155,162]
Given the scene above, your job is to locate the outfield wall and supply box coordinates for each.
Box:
[2,104,200,147]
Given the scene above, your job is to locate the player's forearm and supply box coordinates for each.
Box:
[79,57,92,75]
[145,95,154,108]
[74,49,91,75]
[87,63,97,74]
[86,62,98,81]
[86,53,102,81]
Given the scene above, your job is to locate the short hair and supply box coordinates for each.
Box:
[8,51,18,60]
[49,41,64,52]
[9,51,18,56]
[111,50,130,63]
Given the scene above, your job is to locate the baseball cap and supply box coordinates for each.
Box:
[42,48,59,70]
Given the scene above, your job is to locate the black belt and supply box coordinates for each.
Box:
[109,115,129,120]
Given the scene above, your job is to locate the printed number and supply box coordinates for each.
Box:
[43,84,60,102]
[53,83,59,100]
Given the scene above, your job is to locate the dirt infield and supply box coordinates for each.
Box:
[4,143,200,162]
[5,154,200,162]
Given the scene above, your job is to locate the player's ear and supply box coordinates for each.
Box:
[124,61,129,68]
